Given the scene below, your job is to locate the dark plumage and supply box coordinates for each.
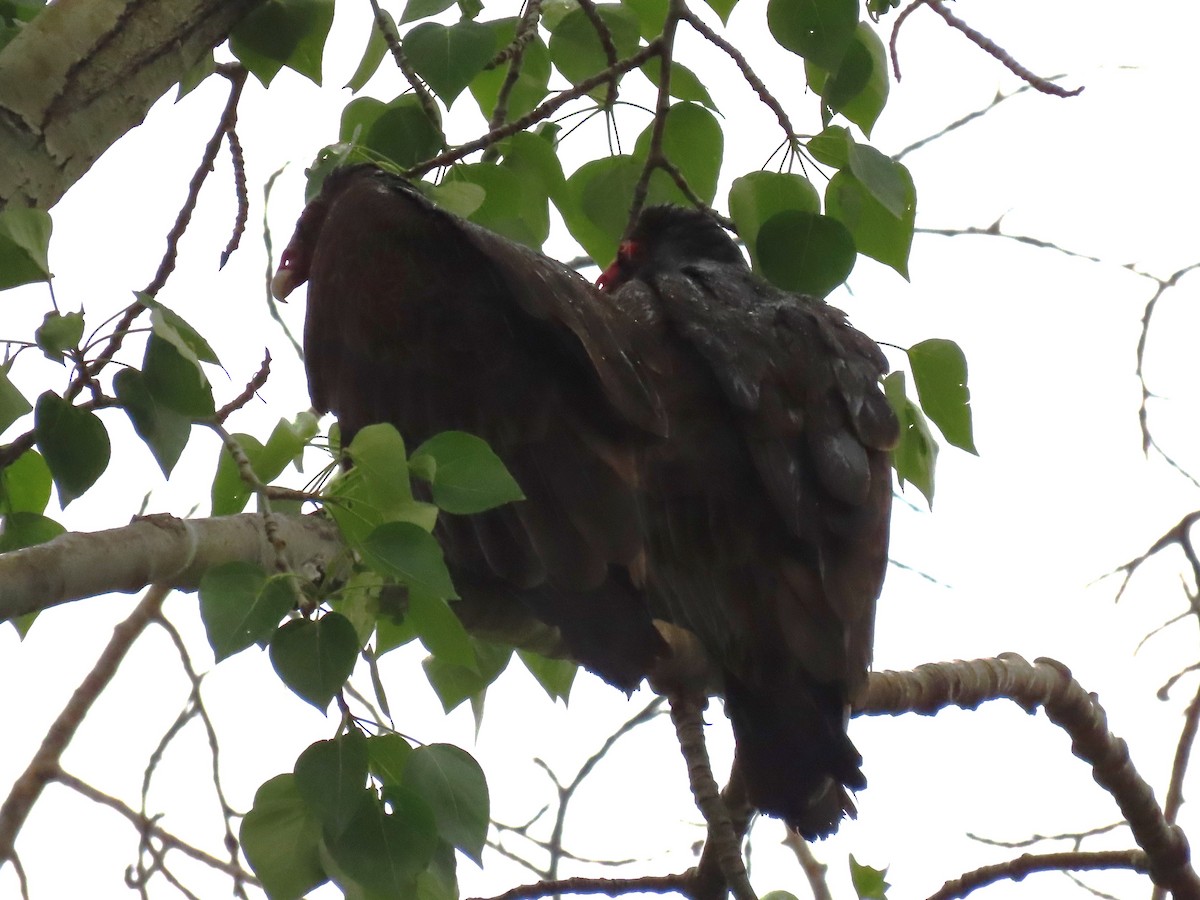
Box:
[274,166,897,838]
[599,206,897,838]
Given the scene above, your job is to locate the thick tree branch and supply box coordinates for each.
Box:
[0,512,342,623]
[859,655,1200,898]
[0,0,262,209]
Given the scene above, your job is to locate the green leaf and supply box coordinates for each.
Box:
[517,650,577,702]
[113,368,192,477]
[547,5,640,90]
[326,788,437,894]
[241,774,327,900]
[641,60,718,110]
[0,368,32,434]
[295,730,370,838]
[230,0,335,87]
[762,892,800,900]
[561,154,642,267]
[728,171,820,271]
[367,733,413,786]
[405,20,495,108]
[34,311,83,362]
[361,522,458,600]
[411,431,524,515]
[142,334,215,419]
[443,163,547,248]
[469,20,551,124]
[847,142,908,218]
[633,102,724,205]
[805,25,889,136]
[883,371,938,506]
[400,0,455,23]
[807,125,852,168]
[211,433,264,516]
[144,300,220,365]
[177,51,215,99]
[755,211,856,297]
[325,467,439,551]
[340,94,444,169]
[0,449,51,515]
[421,180,487,219]
[404,744,489,864]
[767,0,858,70]
[825,169,914,277]
[345,11,393,92]
[0,511,64,553]
[0,207,51,289]
[907,339,976,454]
[347,423,409,498]
[500,130,567,206]
[622,0,667,38]
[409,589,475,669]
[850,855,890,899]
[270,614,360,712]
[33,392,109,506]
[422,640,511,713]
[199,563,295,662]
[701,0,738,23]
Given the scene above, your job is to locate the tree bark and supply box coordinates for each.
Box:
[0,0,262,210]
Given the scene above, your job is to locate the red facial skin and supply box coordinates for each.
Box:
[596,240,640,292]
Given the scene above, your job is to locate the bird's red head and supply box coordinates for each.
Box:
[596,239,644,292]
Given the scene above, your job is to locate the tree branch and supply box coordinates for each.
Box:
[927,850,1147,900]
[0,512,342,623]
[859,655,1200,899]
[0,584,170,864]
[0,0,262,209]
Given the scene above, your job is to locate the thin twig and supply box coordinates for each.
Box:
[680,8,800,158]
[220,125,249,269]
[0,585,170,862]
[407,40,663,179]
[576,0,619,109]
[483,0,544,155]
[467,873,691,900]
[782,831,834,900]
[215,351,271,424]
[367,0,445,147]
[927,850,1147,900]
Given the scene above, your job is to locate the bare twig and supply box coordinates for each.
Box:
[467,873,691,900]
[927,850,1147,900]
[680,9,801,158]
[0,584,170,862]
[967,821,1126,850]
[215,351,271,423]
[57,771,258,886]
[1135,262,1200,453]
[483,0,544,152]
[576,0,619,109]
[407,40,664,179]
[891,0,1082,97]
[367,0,445,147]
[219,125,249,269]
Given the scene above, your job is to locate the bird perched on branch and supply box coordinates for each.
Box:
[598,206,898,838]
[273,164,897,839]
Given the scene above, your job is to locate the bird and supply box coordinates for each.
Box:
[597,205,898,838]
[273,164,897,838]
[271,163,667,692]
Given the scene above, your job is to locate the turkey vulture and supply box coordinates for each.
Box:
[271,163,667,691]
[273,164,897,839]
[598,206,898,838]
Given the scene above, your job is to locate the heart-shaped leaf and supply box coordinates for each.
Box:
[33,392,110,507]
[404,21,496,107]
[270,614,359,712]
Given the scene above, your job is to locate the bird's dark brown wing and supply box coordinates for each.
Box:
[280,166,666,690]
[610,253,897,838]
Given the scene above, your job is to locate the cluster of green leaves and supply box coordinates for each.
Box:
[240,728,489,899]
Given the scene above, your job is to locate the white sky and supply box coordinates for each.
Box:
[4,1,1200,898]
